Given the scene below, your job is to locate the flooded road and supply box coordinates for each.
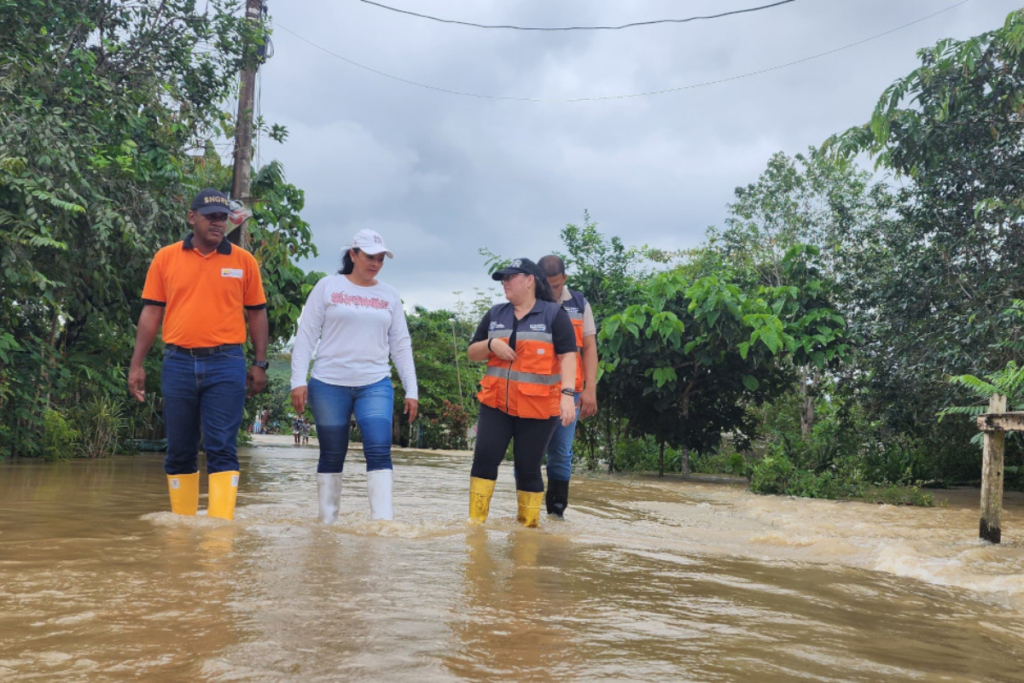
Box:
[3,437,1024,681]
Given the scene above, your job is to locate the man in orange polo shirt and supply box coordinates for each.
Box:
[128,188,269,520]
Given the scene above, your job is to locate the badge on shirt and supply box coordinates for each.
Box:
[221,268,243,279]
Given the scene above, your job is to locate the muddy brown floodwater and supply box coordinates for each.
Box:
[3,435,1024,681]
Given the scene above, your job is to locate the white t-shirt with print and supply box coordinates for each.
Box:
[290,274,418,399]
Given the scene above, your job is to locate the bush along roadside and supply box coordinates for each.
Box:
[745,416,935,506]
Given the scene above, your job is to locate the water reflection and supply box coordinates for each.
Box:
[445,528,581,680]
[2,440,1024,680]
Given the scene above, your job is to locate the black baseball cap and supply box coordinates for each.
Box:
[190,188,231,215]
[491,257,543,281]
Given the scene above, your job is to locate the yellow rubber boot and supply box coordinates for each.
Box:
[516,490,543,528]
[469,477,496,524]
[208,471,240,521]
[167,473,199,515]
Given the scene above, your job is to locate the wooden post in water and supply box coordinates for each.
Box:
[979,393,1007,543]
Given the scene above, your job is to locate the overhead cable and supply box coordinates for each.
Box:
[357,0,795,31]
[274,0,970,103]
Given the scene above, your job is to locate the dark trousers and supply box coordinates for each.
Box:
[161,346,246,475]
[471,404,559,493]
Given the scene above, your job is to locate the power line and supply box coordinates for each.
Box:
[357,0,795,31]
[274,0,971,103]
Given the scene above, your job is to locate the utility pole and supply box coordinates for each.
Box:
[229,0,264,249]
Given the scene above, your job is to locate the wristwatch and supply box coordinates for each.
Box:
[252,360,270,370]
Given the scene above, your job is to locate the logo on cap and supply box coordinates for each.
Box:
[510,259,522,268]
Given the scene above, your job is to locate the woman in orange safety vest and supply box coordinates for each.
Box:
[466,257,577,527]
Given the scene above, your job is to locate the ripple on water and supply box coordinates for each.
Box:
[5,448,1024,681]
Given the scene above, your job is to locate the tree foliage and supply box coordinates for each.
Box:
[826,9,1024,445]
[0,0,312,457]
[399,306,481,450]
[600,245,847,473]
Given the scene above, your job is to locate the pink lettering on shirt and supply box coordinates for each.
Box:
[330,291,391,310]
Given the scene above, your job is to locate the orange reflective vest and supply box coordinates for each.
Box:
[477,301,564,419]
[560,289,588,393]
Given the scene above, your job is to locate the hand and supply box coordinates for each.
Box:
[247,365,267,397]
[128,365,146,403]
[579,387,598,420]
[291,386,307,415]
[490,338,516,362]
[559,394,576,427]
[405,398,419,423]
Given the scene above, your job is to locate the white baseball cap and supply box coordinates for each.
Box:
[350,229,394,258]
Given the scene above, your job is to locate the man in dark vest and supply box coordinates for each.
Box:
[538,255,599,517]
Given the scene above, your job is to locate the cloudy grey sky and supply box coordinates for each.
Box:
[254,0,1018,312]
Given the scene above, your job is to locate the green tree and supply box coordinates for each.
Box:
[0,1,310,457]
[401,306,482,449]
[703,149,889,434]
[712,147,893,284]
[827,9,1024,470]
[600,246,847,475]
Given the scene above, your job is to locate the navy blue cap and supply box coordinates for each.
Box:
[190,188,231,215]
[492,257,543,281]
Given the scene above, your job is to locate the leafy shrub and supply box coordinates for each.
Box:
[749,454,863,499]
[73,397,126,458]
[610,435,680,473]
[862,436,930,486]
[862,484,934,507]
[419,399,473,450]
[691,448,747,477]
[728,452,747,477]
[40,408,79,461]
[748,454,796,495]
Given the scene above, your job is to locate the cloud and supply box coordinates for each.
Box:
[258,0,1020,313]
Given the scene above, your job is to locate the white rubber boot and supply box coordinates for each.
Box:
[367,469,394,521]
[317,473,343,524]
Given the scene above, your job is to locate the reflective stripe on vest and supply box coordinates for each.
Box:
[484,365,561,386]
[488,329,553,344]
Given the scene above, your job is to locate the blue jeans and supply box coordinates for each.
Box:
[162,346,246,475]
[308,376,394,474]
[545,392,581,482]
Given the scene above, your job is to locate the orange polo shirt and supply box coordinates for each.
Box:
[141,234,267,348]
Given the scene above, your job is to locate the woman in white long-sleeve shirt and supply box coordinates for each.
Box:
[290,229,418,523]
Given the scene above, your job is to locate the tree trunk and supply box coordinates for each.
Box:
[800,367,815,436]
[658,442,665,478]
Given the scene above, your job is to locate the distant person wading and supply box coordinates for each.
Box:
[466,258,577,528]
[290,230,418,523]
